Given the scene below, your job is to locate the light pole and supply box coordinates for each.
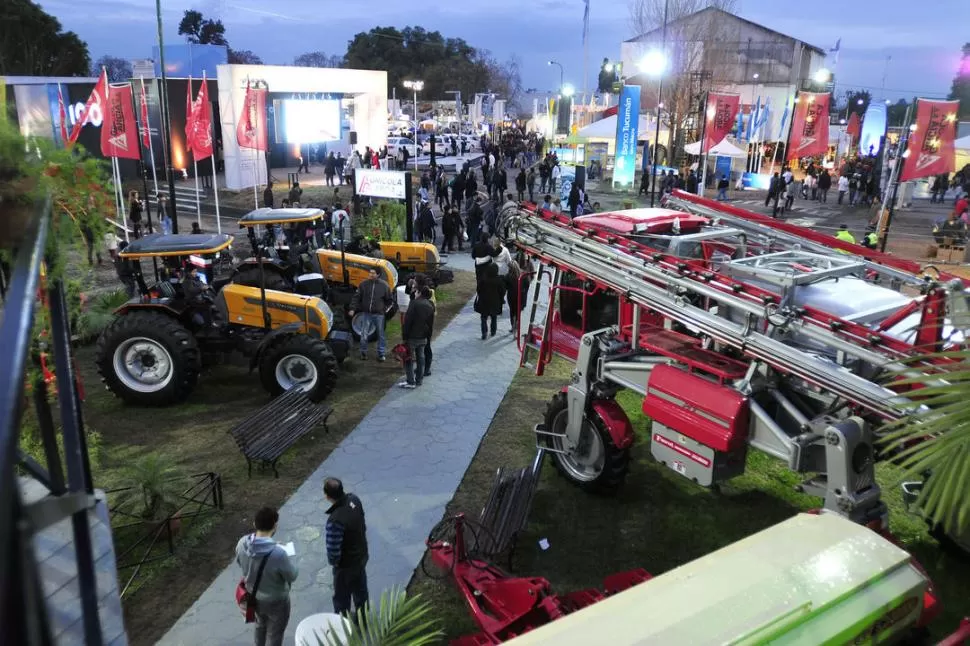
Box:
[548,60,564,92]
[403,79,423,172]
[155,0,180,232]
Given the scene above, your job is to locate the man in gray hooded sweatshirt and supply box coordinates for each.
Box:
[236,507,299,646]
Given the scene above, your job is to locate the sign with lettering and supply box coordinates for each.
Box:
[702,93,740,153]
[355,168,408,200]
[786,92,830,160]
[612,84,642,189]
[899,99,959,182]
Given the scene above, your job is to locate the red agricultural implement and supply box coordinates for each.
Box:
[424,192,970,644]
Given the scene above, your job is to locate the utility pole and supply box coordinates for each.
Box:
[155,0,180,233]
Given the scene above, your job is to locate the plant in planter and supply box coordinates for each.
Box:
[113,452,186,531]
[302,587,441,646]
[76,288,132,342]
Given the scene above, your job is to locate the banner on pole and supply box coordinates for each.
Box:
[189,76,214,160]
[69,68,107,145]
[786,92,830,161]
[186,76,196,154]
[612,84,641,189]
[139,80,151,148]
[899,99,959,182]
[702,93,740,153]
[57,85,69,144]
[237,82,268,151]
[101,83,141,160]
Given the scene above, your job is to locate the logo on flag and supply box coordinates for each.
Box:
[189,75,214,160]
[899,99,959,182]
[236,81,268,151]
[100,83,141,160]
[786,92,830,161]
[702,93,740,153]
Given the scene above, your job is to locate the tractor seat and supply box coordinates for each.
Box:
[152,281,178,299]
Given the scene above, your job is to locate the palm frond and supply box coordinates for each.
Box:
[879,348,970,536]
[77,288,130,340]
[303,587,442,646]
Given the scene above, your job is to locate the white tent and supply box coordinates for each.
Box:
[683,139,747,158]
[956,135,970,152]
[577,114,654,139]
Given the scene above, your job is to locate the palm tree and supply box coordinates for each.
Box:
[302,587,442,646]
[880,347,970,550]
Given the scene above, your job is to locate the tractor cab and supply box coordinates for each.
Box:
[234,208,328,296]
[119,232,235,302]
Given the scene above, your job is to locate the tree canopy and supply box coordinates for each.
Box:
[0,0,90,76]
[294,51,343,68]
[92,55,132,82]
[342,26,520,106]
[177,9,228,46]
[949,42,970,120]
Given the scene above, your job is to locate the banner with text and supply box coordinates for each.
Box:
[786,92,830,161]
[355,169,408,200]
[612,84,642,189]
[236,82,268,151]
[100,83,141,159]
[702,93,740,153]
[899,99,959,182]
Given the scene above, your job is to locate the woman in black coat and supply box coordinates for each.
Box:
[515,169,527,202]
[475,263,505,339]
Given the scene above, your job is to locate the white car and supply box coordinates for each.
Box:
[386,137,418,158]
[422,134,478,155]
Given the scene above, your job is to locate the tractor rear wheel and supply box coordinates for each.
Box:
[258,334,338,401]
[95,311,201,406]
[542,392,629,493]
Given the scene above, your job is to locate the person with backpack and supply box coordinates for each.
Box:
[235,507,298,646]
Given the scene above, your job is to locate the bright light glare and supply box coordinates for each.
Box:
[638,50,668,77]
[814,68,831,84]
[562,84,576,97]
[604,63,614,72]
[404,80,425,92]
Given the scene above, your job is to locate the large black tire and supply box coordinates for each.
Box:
[95,311,201,406]
[542,392,630,493]
[233,266,289,291]
[258,334,338,401]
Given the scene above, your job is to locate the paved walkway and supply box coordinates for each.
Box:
[160,257,521,645]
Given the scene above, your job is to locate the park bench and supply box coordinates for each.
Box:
[228,387,333,478]
[476,464,540,565]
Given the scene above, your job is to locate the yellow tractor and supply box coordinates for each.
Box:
[94,233,341,406]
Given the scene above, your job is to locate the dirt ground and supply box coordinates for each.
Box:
[79,270,476,645]
[407,359,970,643]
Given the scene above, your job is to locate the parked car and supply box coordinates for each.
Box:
[386,137,419,158]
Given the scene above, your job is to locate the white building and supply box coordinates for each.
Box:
[621,7,829,144]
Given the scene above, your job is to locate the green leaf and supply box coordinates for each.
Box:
[306,586,443,646]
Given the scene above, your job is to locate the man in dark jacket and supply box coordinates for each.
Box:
[348,269,393,361]
[324,478,368,617]
[263,182,275,208]
[288,181,303,205]
[452,171,466,212]
[400,288,435,388]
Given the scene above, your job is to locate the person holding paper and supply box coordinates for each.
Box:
[235,507,299,646]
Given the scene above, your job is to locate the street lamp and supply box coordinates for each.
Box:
[403,79,423,172]
[562,84,576,98]
[814,68,832,85]
[548,60,565,91]
[639,47,669,207]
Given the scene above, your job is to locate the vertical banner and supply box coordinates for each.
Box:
[899,99,959,182]
[236,82,268,151]
[101,83,141,160]
[702,93,740,152]
[612,84,641,189]
[786,92,831,161]
[69,68,107,145]
[56,85,69,144]
[189,77,213,160]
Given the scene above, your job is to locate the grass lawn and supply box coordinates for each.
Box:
[79,270,476,646]
[408,358,970,642]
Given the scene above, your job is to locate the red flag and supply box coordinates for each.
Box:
[899,99,959,182]
[139,79,151,148]
[190,76,214,160]
[236,81,268,151]
[786,92,831,160]
[702,93,740,153]
[845,111,861,139]
[67,68,108,145]
[100,83,141,160]
[57,85,69,143]
[185,76,195,154]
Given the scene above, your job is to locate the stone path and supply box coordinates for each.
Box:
[160,256,521,645]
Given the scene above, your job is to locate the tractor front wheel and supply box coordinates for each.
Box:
[258,334,338,401]
[95,311,201,406]
[543,392,630,493]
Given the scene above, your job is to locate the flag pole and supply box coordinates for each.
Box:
[698,91,709,197]
[253,145,259,209]
[131,82,154,235]
[113,156,130,242]
[876,100,915,252]
[211,112,223,234]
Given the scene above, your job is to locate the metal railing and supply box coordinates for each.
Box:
[106,472,223,598]
[0,198,121,644]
